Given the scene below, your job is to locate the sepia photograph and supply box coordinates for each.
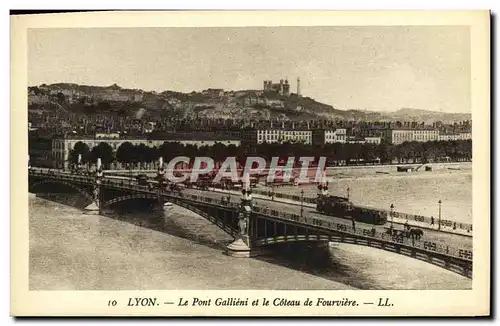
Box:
[11,10,490,316]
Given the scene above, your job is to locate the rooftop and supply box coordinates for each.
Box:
[55,132,243,142]
[148,132,242,141]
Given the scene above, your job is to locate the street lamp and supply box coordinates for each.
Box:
[390,203,394,229]
[300,189,304,217]
[438,200,442,231]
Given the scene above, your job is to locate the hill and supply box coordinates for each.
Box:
[380,108,471,124]
[28,83,471,123]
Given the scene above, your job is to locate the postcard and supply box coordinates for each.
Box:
[11,10,490,316]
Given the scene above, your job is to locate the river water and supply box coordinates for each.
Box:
[29,193,471,291]
[268,169,472,224]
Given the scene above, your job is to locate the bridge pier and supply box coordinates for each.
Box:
[226,187,257,258]
[84,158,103,215]
[83,184,101,214]
[226,235,255,258]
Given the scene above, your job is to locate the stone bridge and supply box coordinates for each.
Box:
[28,168,473,279]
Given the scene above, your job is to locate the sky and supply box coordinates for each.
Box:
[28,26,471,113]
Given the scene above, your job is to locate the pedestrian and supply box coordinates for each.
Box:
[453,222,457,230]
[351,217,356,232]
[404,220,409,231]
[431,216,434,226]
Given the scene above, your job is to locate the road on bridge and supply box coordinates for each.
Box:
[181,188,473,252]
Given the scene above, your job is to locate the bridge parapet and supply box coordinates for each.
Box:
[252,205,472,262]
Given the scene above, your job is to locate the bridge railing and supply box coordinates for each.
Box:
[30,169,95,183]
[238,186,472,232]
[29,169,472,261]
[252,206,472,261]
[31,169,471,232]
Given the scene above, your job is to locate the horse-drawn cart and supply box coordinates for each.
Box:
[385,226,424,241]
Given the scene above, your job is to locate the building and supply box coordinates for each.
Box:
[131,93,144,102]
[458,132,472,140]
[28,94,51,105]
[325,129,347,144]
[382,129,414,145]
[313,129,381,145]
[265,99,285,108]
[344,136,365,144]
[244,96,265,106]
[382,129,439,145]
[437,132,471,141]
[51,133,242,169]
[148,132,242,148]
[256,129,312,144]
[412,129,440,142]
[312,129,347,145]
[438,133,461,141]
[364,137,382,145]
[263,79,290,97]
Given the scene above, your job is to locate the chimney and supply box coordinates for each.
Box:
[297,77,301,97]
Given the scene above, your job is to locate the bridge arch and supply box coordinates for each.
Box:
[162,195,239,237]
[30,179,94,202]
[254,233,472,278]
[102,192,239,237]
[102,193,159,208]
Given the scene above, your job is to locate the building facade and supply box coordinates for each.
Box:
[51,133,242,169]
[438,134,461,141]
[382,129,439,145]
[324,129,347,144]
[438,132,472,141]
[363,136,382,145]
[312,129,347,145]
[256,129,312,144]
[458,132,472,140]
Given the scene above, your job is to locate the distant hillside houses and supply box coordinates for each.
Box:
[27,83,472,124]
[244,96,284,108]
[201,88,224,98]
[29,84,145,104]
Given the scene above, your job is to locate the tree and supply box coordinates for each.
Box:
[116,141,135,168]
[89,142,114,168]
[68,141,90,165]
